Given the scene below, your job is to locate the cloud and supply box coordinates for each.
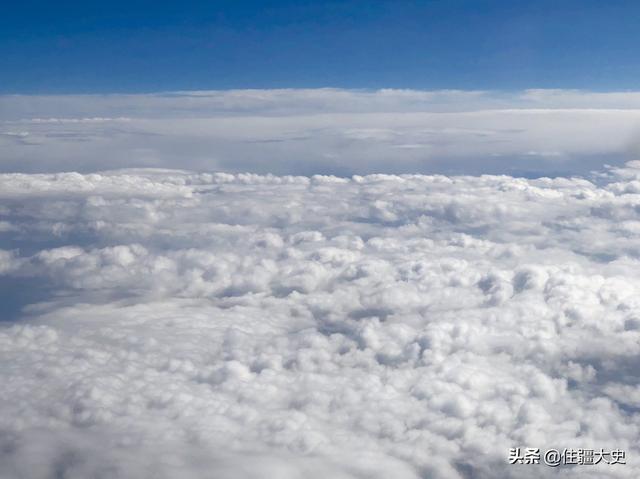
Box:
[2,164,640,477]
[2,89,640,176]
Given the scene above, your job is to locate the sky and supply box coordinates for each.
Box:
[3,0,640,93]
[2,2,640,176]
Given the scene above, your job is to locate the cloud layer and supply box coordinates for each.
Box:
[2,88,640,176]
[2,163,640,478]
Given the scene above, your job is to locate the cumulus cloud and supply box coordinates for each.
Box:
[2,88,640,175]
[2,164,640,478]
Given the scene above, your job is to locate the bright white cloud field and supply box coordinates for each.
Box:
[2,162,640,478]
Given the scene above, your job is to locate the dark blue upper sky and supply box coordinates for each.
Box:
[2,0,640,93]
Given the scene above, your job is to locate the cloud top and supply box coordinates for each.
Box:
[2,88,640,176]
[2,164,640,477]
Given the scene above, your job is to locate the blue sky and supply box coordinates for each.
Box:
[2,0,640,93]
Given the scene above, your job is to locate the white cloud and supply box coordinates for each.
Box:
[2,88,640,175]
[2,164,640,477]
